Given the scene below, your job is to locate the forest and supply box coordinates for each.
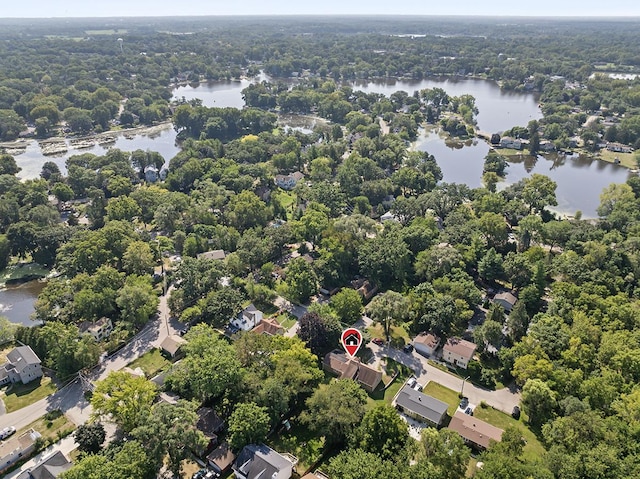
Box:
[1,15,640,479]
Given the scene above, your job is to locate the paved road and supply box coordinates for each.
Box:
[0,288,178,431]
[367,343,521,414]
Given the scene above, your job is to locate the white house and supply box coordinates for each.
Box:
[274,172,304,190]
[231,304,264,332]
[499,137,523,150]
[79,317,113,342]
[413,332,440,357]
[442,338,477,369]
[0,346,43,386]
[0,429,41,473]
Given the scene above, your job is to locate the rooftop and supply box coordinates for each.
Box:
[234,444,292,479]
[207,442,236,472]
[414,332,440,349]
[395,385,449,424]
[443,338,477,360]
[16,451,72,479]
[197,249,226,261]
[448,411,504,449]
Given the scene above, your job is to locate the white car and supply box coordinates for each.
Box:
[0,426,16,440]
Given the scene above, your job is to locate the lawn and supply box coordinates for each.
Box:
[472,404,545,462]
[421,381,460,417]
[181,458,202,479]
[1,376,57,413]
[17,410,75,444]
[276,313,297,330]
[366,323,410,349]
[273,191,297,220]
[127,348,171,378]
[267,419,325,473]
[368,358,412,407]
[594,149,636,168]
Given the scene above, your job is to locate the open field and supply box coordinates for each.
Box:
[127,348,171,378]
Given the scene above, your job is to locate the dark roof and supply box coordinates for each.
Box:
[197,407,225,437]
[7,346,41,372]
[160,335,185,356]
[234,444,292,479]
[16,451,72,479]
[207,442,236,472]
[395,385,448,424]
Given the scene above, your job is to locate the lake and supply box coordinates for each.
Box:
[0,281,45,327]
[14,75,633,217]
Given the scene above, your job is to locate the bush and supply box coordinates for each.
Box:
[44,409,63,421]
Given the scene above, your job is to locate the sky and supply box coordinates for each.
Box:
[2,0,639,18]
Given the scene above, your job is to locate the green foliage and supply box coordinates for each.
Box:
[228,402,271,451]
[351,405,409,460]
[74,422,106,454]
[330,288,364,324]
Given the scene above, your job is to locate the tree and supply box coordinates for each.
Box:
[0,234,10,271]
[300,379,368,446]
[507,301,530,342]
[74,422,106,454]
[165,324,243,402]
[91,371,157,433]
[200,287,244,328]
[116,275,159,326]
[474,319,504,351]
[132,400,207,477]
[122,241,155,276]
[284,257,318,304]
[522,174,557,214]
[358,227,411,288]
[366,290,408,342]
[297,311,342,357]
[416,428,470,479]
[352,404,409,460]
[478,247,503,282]
[59,440,153,479]
[326,449,405,479]
[330,288,363,324]
[521,378,556,428]
[228,402,271,451]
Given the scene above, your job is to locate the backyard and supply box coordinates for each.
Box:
[267,418,325,474]
[127,348,171,378]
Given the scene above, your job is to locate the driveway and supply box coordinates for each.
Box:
[367,343,521,414]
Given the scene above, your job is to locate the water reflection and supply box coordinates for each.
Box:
[0,281,45,327]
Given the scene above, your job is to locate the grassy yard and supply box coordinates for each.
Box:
[267,419,325,473]
[594,149,636,168]
[472,404,544,462]
[421,381,461,417]
[276,313,297,330]
[181,458,202,479]
[368,358,412,407]
[1,376,57,413]
[366,323,410,349]
[127,348,171,378]
[253,300,279,316]
[17,410,75,444]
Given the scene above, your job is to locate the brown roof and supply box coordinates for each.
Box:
[448,411,504,449]
[323,351,381,390]
[197,249,226,260]
[494,292,517,306]
[414,333,440,349]
[443,338,477,360]
[160,335,186,356]
[207,442,236,472]
[252,317,285,336]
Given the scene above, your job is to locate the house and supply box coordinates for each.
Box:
[274,171,304,190]
[380,211,400,222]
[207,442,236,475]
[79,317,113,342]
[323,350,382,392]
[442,338,477,369]
[0,429,41,473]
[231,304,264,332]
[197,407,225,452]
[607,142,633,153]
[499,137,522,150]
[413,332,440,357]
[448,411,504,450]
[493,291,517,313]
[159,335,186,358]
[394,384,449,427]
[0,346,43,386]
[252,317,285,336]
[144,166,159,183]
[233,444,293,479]
[539,141,556,152]
[16,450,72,479]
[197,249,226,261]
[350,278,379,301]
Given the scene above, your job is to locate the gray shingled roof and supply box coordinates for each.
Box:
[234,444,291,479]
[395,385,448,425]
[6,346,41,373]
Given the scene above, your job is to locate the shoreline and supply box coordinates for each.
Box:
[0,122,174,157]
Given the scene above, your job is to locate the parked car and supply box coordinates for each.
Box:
[459,397,469,409]
[372,337,384,346]
[192,469,208,479]
[407,377,417,388]
[0,426,15,440]
[464,406,473,415]
[512,406,521,420]
[402,344,413,353]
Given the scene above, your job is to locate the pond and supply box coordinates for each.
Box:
[0,281,45,327]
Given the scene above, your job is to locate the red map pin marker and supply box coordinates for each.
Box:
[341,328,363,358]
